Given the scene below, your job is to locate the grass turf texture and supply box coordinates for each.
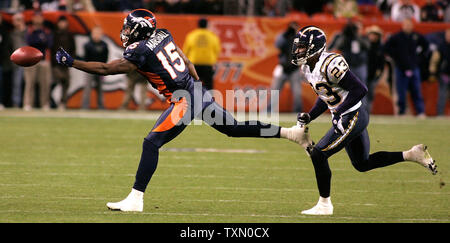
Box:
[0,111,448,223]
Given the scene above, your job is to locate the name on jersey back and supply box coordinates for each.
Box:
[146,31,170,51]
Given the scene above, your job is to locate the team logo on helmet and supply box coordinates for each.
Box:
[291,26,327,66]
[120,9,157,47]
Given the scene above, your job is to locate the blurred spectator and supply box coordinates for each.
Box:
[183,18,221,90]
[269,21,303,112]
[263,0,293,16]
[0,1,12,10]
[329,20,370,101]
[120,71,148,111]
[92,0,120,11]
[391,0,421,22]
[441,0,450,22]
[334,0,359,18]
[10,13,27,108]
[23,11,53,111]
[0,14,13,111]
[365,25,386,114]
[82,26,108,110]
[118,0,143,12]
[384,18,429,117]
[429,28,450,116]
[51,15,75,111]
[64,0,95,12]
[292,0,332,16]
[421,0,444,22]
[376,0,397,18]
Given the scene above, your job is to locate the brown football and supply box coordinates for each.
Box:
[10,46,44,67]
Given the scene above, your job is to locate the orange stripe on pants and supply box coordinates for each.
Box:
[152,98,188,132]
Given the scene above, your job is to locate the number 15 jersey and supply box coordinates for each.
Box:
[123,29,193,100]
[301,51,362,115]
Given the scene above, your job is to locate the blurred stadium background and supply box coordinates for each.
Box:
[0,0,449,115]
[0,0,449,223]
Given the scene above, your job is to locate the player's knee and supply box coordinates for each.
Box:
[219,125,238,137]
[310,147,326,162]
[310,147,331,175]
[351,160,370,172]
[143,138,159,151]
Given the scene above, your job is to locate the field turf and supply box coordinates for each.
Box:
[0,110,448,223]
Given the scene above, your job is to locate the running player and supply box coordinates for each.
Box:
[292,26,438,215]
[56,9,311,212]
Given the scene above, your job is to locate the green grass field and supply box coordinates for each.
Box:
[0,110,448,223]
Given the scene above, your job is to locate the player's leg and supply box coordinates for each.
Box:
[200,86,311,148]
[345,110,437,174]
[301,128,335,215]
[395,68,408,115]
[408,68,425,116]
[23,65,37,110]
[345,129,405,172]
[107,98,191,212]
[302,110,367,215]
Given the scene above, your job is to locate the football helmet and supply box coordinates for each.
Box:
[120,9,157,47]
[291,26,327,66]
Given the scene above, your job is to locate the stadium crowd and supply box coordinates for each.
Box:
[0,0,448,116]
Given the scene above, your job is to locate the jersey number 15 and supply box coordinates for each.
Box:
[156,41,186,79]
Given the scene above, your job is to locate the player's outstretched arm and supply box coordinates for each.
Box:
[56,47,137,75]
[72,58,137,75]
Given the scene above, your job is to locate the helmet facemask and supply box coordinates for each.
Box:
[291,27,327,66]
[120,10,156,48]
[292,39,309,66]
[292,39,325,66]
[120,24,131,47]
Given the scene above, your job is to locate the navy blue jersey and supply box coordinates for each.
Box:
[123,29,193,99]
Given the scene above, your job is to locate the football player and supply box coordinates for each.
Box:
[292,26,438,215]
[55,9,311,212]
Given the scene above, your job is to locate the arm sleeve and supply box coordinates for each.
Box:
[308,97,329,121]
[335,70,368,114]
[123,41,147,69]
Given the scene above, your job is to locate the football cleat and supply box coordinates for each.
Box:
[286,124,315,155]
[107,189,144,212]
[405,144,437,175]
[301,198,333,215]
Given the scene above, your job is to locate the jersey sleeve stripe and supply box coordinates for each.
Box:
[137,70,173,100]
[323,54,341,84]
[320,53,338,74]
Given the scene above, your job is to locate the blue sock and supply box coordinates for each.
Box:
[133,139,159,192]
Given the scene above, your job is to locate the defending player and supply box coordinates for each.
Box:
[291,26,438,215]
[55,9,311,212]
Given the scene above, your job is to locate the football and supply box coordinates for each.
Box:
[10,46,44,67]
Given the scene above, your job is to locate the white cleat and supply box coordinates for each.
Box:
[404,144,438,175]
[301,197,333,215]
[107,189,144,212]
[284,124,315,154]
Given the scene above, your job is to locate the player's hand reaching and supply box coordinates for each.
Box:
[332,112,345,134]
[297,113,311,127]
[56,47,74,67]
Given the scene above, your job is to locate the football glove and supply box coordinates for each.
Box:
[297,112,311,127]
[56,47,74,67]
[332,112,345,134]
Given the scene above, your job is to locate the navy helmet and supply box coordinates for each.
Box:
[291,26,327,66]
[120,9,157,47]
